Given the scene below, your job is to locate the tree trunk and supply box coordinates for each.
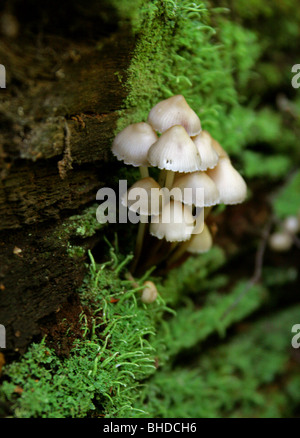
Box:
[0,0,134,354]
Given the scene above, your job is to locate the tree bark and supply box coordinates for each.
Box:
[0,0,134,354]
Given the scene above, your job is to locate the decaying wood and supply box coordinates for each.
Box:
[0,3,135,353]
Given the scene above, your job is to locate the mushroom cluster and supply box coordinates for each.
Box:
[112,95,247,274]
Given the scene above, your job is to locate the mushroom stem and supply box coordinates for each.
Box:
[158,169,167,186]
[204,206,212,219]
[166,210,203,266]
[165,170,175,190]
[138,237,164,272]
[139,166,149,178]
[125,272,139,288]
[166,238,190,267]
[131,220,147,273]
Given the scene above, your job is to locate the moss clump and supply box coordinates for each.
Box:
[1,243,298,418]
[60,204,105,240]
[113,0,299,182]
[48,204,106,259]
[0,249,168,418]
[0,243,271,418]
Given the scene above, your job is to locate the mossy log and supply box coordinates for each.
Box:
[0,1,133,353]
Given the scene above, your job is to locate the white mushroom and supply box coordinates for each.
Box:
[171,171,220,207]
[210,137,229,159]
[121,177,164,216]
[186,223,213,254]
[282,216,299,235]
[147,125,202,189]
[206,157,247,205]
[148,95,201,136]
[150,200,195,242]
[269,232,293,252]
[112,122,157,178]
[141,281,158,303]
[192,130,219,171]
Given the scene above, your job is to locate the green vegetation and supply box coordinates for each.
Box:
[114,0,299,182]
[1,245,299,418]
[273,170,300,219]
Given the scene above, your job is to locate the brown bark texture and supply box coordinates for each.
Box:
[0,0,134,354]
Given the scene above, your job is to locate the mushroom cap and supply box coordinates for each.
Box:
[210,137,229,159]
[112,122,157,167]
[150,200,194,242]
[206,157,247,205]
[147,95,201,136]
[171,171,220,207]
[192,130,219,171]
[282,216,299,235]
[147,125,202,173]
[269,232,293,252]
[141,281,158,303]
[121,177,163,216]
[186,223,212,254]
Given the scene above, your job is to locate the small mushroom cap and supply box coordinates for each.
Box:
[147,95,201,136]
[269,232,293,252]
[192,131,219,171]
[141,281,158,303]
[210,137,229,159]
[121,177,164,216]
[206,158,247,205]
[282,216,299,235]
[171,171,220,207]
[147,125,202,173]
[112,122,157,167]
[186,223,212,254]
[150,200,195,242]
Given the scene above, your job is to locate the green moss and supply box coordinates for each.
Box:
[0,249,167,418]
[0,244,272,418]
[48,204,106,258]
[133,305,300,418]
[113,0,299,182]
[61,204,105,239]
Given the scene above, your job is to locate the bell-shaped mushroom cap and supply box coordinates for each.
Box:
[192,131,219,171]
[187,223,212,254]
[269,231,293,252]
[147,125,202,173]
[210,137,229,159]
[112,122,157,167]
[148,95,201,136]
[141,281,158,303]
[121,177,163,216]
[282,216,299,235]
[206,158,247,205]
[150,200,194,242]
[171,172,220,207]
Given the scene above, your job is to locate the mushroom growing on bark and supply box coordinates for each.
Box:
[122,177,165,271]
[147,125,202,189]
[171,171,220,208]
[192,130,219,171]
[148,94,201,136]
[150,200,195,243]
[110,94,247,275]
[112,122,157,178]
[206,157,247,205]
